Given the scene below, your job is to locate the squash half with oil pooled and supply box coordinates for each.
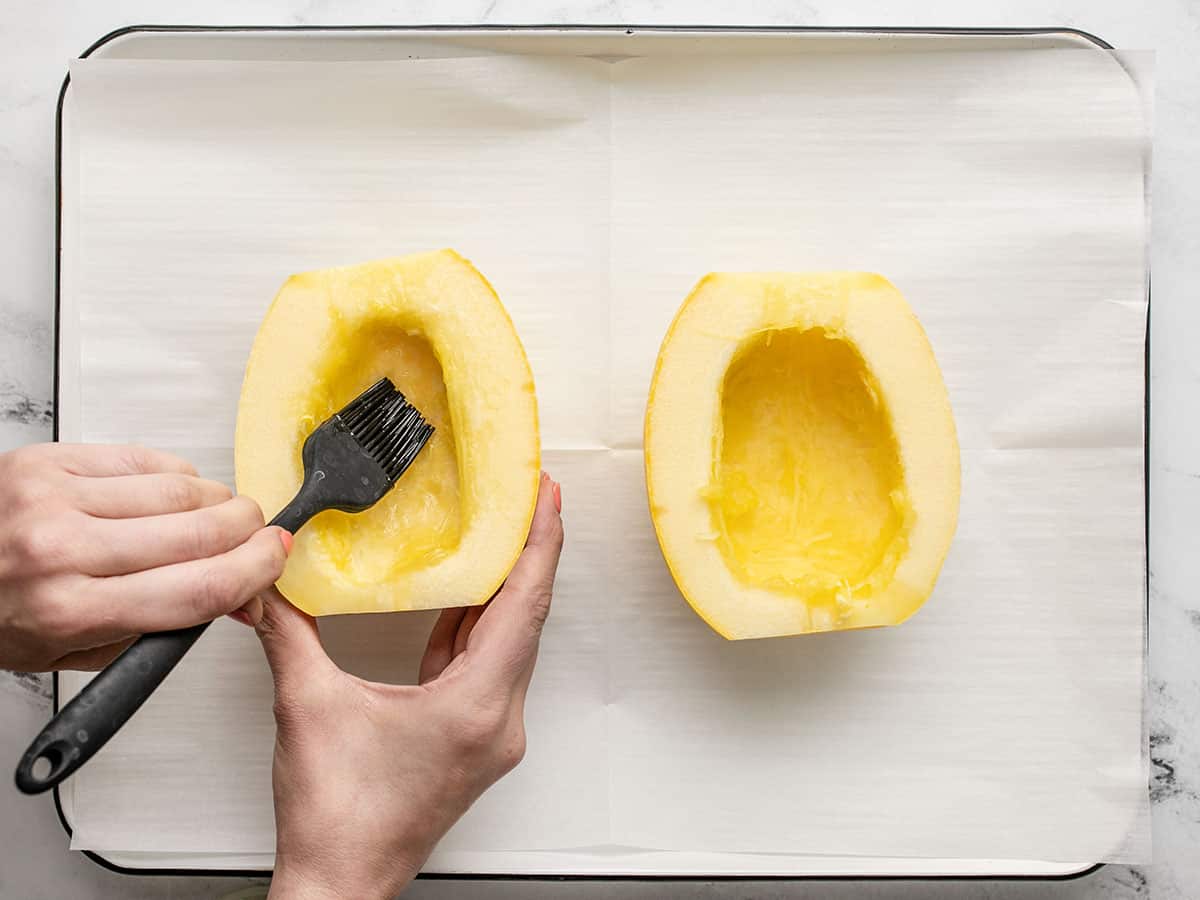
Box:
[235,250,539,616]
[644,273,959,640]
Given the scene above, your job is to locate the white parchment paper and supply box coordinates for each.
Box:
[60,46,1149,866]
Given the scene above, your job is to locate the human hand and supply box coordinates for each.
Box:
[0,443,290,671]
[260,473,564,900]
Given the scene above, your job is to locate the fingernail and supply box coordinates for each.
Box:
[278,529,293,555]
[228,610,252,627]
[553,480,562,513]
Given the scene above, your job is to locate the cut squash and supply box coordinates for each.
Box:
[235,250,540,616]
[644,273,959,640]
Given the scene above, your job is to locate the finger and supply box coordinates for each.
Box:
[465,475,563,689]
[507,649,538,718]
[419,607,469,684]
[228,593,265,629]
[496,475,564,600]
[50,637,136,672]
[453,605,486,658]
[77,495,266,576]
[73,472,232,519]
[50,444,198,477]
[82,526,291,644]
[255,587,334,693]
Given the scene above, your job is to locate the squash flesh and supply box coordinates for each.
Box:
[711,327,911,611]
[235,250,539,616]
[645,272,959,640]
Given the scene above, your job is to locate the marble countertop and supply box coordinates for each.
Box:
[2,1,1196,898]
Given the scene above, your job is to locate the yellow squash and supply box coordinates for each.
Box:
[236,250,540,616]
[645,273,959,639]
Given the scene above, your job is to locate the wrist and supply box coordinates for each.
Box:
[270,856,416,900]
[268,863,344,900]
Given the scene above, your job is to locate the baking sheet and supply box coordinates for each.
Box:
[59,43,1149,867]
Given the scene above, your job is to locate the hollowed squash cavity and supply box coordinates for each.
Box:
[711,327,911,609]
[301,324,463,584]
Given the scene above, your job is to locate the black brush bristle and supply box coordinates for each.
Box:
[338,378,392,430]
[335,378,435,482]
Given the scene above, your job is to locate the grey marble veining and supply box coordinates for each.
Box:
[2,670,51,704]
[0,392,52,427]
[0,1,1196,898]
[1150,678,1197,808]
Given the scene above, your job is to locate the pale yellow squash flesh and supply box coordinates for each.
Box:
[235,250,540,616]
[645,273,959,640]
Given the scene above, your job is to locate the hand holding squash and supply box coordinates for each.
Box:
[260,474,563,900]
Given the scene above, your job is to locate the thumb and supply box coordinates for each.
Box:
[255,587,333,692]
[467,474,564,689]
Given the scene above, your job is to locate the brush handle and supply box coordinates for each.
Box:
[13,497,316,795]
[14,623,209,794]
[268,482,326,534]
